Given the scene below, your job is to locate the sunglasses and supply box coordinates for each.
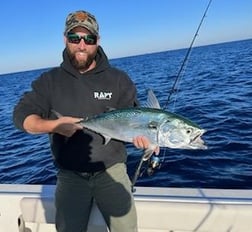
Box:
[67,33,97,45]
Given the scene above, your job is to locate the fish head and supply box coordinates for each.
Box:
[159,116,207,150]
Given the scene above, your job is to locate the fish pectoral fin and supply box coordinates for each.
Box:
[142,148,155,161]
[103,135,112,145]
[106,107,116,112]
[51,109,63,118]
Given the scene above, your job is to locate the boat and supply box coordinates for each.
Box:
[1,184,252,231]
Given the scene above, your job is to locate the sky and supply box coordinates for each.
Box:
[0,0,251,74]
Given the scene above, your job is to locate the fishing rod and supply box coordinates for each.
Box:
[163,0,213,110]
[131,154,145,192]
[131,0,213,191]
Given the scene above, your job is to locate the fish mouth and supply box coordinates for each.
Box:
[190,130,207,149]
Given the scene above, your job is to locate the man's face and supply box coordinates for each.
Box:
[65,27,99,72]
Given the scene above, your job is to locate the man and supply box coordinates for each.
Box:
[13,10,153,232]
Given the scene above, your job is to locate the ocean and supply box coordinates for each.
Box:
[0,39,251,189]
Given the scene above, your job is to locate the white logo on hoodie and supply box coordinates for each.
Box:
[94,91,112,100]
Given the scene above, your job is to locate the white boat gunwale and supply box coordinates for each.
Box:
[1,184,252,232]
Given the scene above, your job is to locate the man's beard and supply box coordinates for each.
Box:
[66,46,96,71]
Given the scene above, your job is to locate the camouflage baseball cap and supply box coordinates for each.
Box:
[64,10,99,35]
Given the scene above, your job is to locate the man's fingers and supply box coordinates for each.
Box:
[133,136,150,149]
[154,146,160,155]
[133,136,160,155]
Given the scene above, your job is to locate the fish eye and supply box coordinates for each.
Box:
[186,128,193,134]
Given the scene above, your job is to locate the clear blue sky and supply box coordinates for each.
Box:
[1,0,251,74]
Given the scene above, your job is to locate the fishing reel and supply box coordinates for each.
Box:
[146,155,161,176]
[131,153,163,192]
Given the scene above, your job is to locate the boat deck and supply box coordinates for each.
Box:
[1,184,252,231]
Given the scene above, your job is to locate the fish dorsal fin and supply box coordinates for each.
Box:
[146,89,161,109]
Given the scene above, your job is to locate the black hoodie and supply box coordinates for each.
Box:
[13,46,138,172]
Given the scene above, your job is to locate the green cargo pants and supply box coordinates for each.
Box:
[55,163,138,232]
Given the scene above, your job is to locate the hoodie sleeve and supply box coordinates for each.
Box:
[13,73,51,131]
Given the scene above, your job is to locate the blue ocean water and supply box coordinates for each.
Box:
[0,39,252,189]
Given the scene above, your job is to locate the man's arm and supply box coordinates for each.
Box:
[23,114,83,137]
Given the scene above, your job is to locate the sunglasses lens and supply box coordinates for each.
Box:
[84,35,97,45]
[67,34,97,45]
[67,34,81,44]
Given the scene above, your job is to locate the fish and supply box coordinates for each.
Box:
[75,90,207,160]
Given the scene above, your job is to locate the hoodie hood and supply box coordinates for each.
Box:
[61,46,111,78]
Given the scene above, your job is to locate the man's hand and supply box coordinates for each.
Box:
[132,135,160,155]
